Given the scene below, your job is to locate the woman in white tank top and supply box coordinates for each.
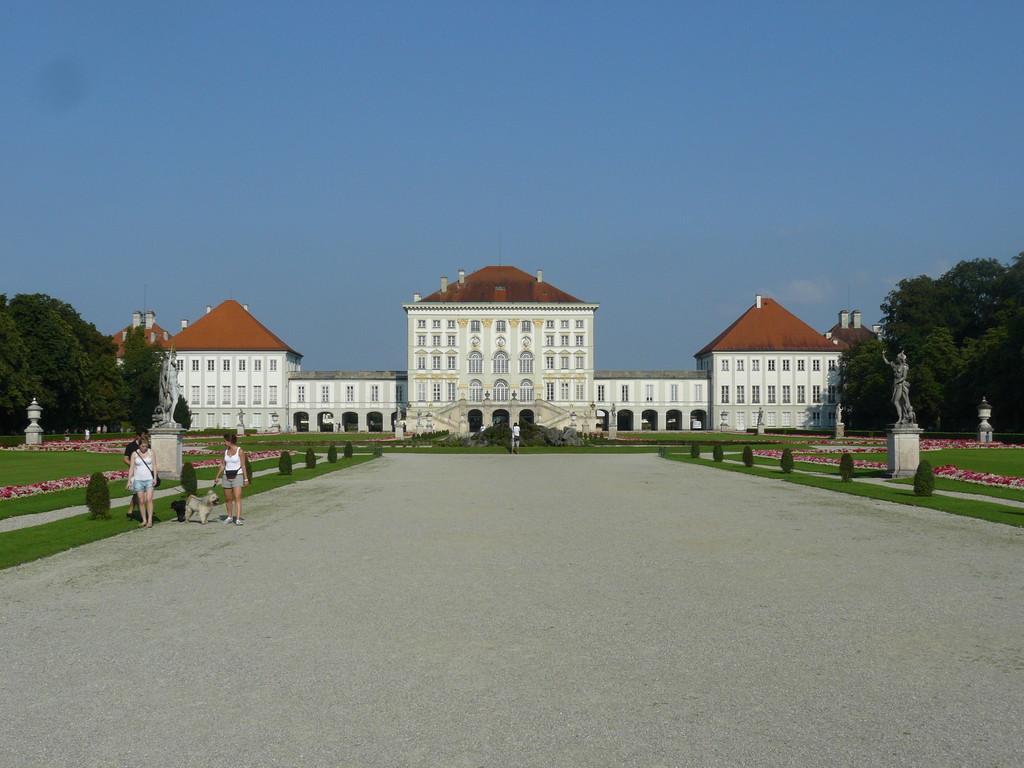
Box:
[126,437,158,528]
[214,432,249,525]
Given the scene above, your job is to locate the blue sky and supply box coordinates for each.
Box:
[3,2,1022,370]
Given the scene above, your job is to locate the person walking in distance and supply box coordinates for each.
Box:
[215,433,249,525]
[126,436,157,528]
[512,422,521,454]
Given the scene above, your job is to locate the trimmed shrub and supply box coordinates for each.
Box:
[914,460,934,497]
[85,472,110,520]
[305,447,316,469]
[712,443,724,462]
[180,462,198,496]
[741,445,754,467]
[839,452,854,483]
[245,455,253,480]
[327,444,338,463]
[373,446,383,458]
[278,450,292,475]
[690,443,700,458]
[343,442,354,459]
[780,447,794,474]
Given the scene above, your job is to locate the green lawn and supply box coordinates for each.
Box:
[1,450,129,486]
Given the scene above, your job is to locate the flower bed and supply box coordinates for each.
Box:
[752,450,887,469]
[933,465,1024,490]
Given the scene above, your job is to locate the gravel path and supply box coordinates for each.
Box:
[2,454,1023,767]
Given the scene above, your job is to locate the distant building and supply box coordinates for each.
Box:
[824,309,880,348]
[112,310,173,359]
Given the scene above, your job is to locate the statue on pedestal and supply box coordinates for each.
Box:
[882,350,916,425]
[153,350,181,428]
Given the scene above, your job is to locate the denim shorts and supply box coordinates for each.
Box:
[222,474,245,489]
[130,479,153,494]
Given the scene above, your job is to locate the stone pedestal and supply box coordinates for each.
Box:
[151,427,185,482]
[885,424,922,478]
[25,398,43,445]
[834,423,845,439]
[755,425,765,436]
[608,424,617,439]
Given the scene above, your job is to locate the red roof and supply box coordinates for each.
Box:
[171,300,301,356]
[111,324,174,357]
[419,266,584,303]
[696,297,841,356]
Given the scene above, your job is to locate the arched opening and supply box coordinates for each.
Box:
[468,409,483,433]
[595,409,608,431]
[519,379,534,401]
[689,409,707,430]
[293,412,309,432]
[342,411,359,432]
[642,409,659,431]
[492,351,509,375]
[666,409,683,430]
[469,379,483,402]
[317,412,335,432]
[468,351,483,375]
[492,409,510,426]
[367,412,383,432]
[518,409,535,425]
[617,409,634,431]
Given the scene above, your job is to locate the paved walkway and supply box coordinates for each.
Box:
[2,454,1023,767]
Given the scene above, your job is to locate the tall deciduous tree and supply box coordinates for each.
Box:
[120,326,162,430]
[0,297,41,433]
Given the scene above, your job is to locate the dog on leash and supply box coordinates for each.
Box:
[174,491,220,524]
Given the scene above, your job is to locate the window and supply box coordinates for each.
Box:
[545,334,555,346]
[297,386,306,404]
[752,359,760,372]
[447,319,456,329]
[560,382,570,400]
[520,380,534,400]
[496,320,507,333]
[417,319,426,328]
[721,385,730,404]
[447,334,456,346]
[321,385,330,403]
[545,320,554,329]
[828,359,837,371]
[596,384,606,401]
[252,413,261,429]
[254,359,262,372]
[560,334,569,346]
[207,359,215,372]
[253,386,262,405]
[521,319,532,330]
[238,359,246,372]
[468,352,483,374]
[238,386,246,404]
[206,413,215,428]
[190,386,199,404]
[736,385,745,404]
[575,334,584,346]
[493,380,509,400]
[751,385,760,404]
[767,385,777,404]
[447,355,457,370]
[621,385,629,401]
[432,334,441,346]
[797,360,805,371]
[222,386,231,405]
[545,355,555,369]
[493,352,509,374]
[519,352,534,374]
[416,356,426,370]
[417,382,426,402]
[694,384,703,401]
[767,411,776,427]
[269,360,277,372]
[469,380,483,402]
[345,385,355,402]
[417,334,426,346]
[576,319,584,328]
[782,385,791,404]
[737,359,744,372]
[432,319,441,329]
[223,359,230,372]
[812,359,821,372]
[812,385,821,403]
[447,382,456,401]
[721,359,729,371]
[797,385,805,403]
[782,360,790,372]
[575,355,585,369]
[192,359,200,372]
[782,411,792,427]
[828,385,837,403]
[432,383,442,401]
[812,411,821,426]
[560,320,569,329]
[546,382,555,400]
[576,383,585,400]
[645,384,654,402]
[668,384,678,402]
[470,320,481,332]
[269,386,278,405]
[767,360,776,372]
[432,355,441,370]
[560,355,569,370]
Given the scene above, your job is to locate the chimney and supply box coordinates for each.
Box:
[206,305,212,314]
[839,310,850,329]
[132,310,142,328]
[851,310,862,329]
[441,276,448,294]
[181,319,188,330]
[872,323,882,334]
[145,310,155,329]
[413,292,421,302]
[458,268,465,284]
[537,269,544,283]
[243,304,249,312]
[755,294,762,309]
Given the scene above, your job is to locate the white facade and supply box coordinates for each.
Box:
[593,371,710,431]
[289,371,406,432]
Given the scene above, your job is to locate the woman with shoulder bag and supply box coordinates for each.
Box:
[126,437,158,528]
[214,432,249,525]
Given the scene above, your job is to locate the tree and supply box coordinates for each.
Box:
[913,460,934,497]
[0,303,40,433]
[119,326,162,430]
[712,443,724,462]
[85,472,111,519]
[173,396,192,430]
[305,447,316,469]
[278,450,292,475]
[327,444,338,463]
[180,462,198,496]
[780,448,794,474]
[839,452,854,482]
[839,339,891,429]
[741,445,754,467]
[343,442,353,459]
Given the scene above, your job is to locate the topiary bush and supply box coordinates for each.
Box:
[327,444,338,463]
[278,450,292,475]
[780,447,794,474]
[343,442,354,459]
[85,472,110,520]
[690,443,700,458]
[914,460,934,497]
[712,443,724,462]
[245,455,253,481]
[305,447,316,469]
[741,445,754,467]
[180,462,198,496]
[839,452,854,482]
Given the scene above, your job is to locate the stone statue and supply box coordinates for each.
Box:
[882,350,915,425]
[153,350,181,427]
[835,402,843,424]
[237,409,245,428]
[756,408,764,427]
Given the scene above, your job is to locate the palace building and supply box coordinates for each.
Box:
[116,266,850,434]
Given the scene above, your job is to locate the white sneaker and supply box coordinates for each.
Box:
[224,516,234,524]
[235,519,243,525]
